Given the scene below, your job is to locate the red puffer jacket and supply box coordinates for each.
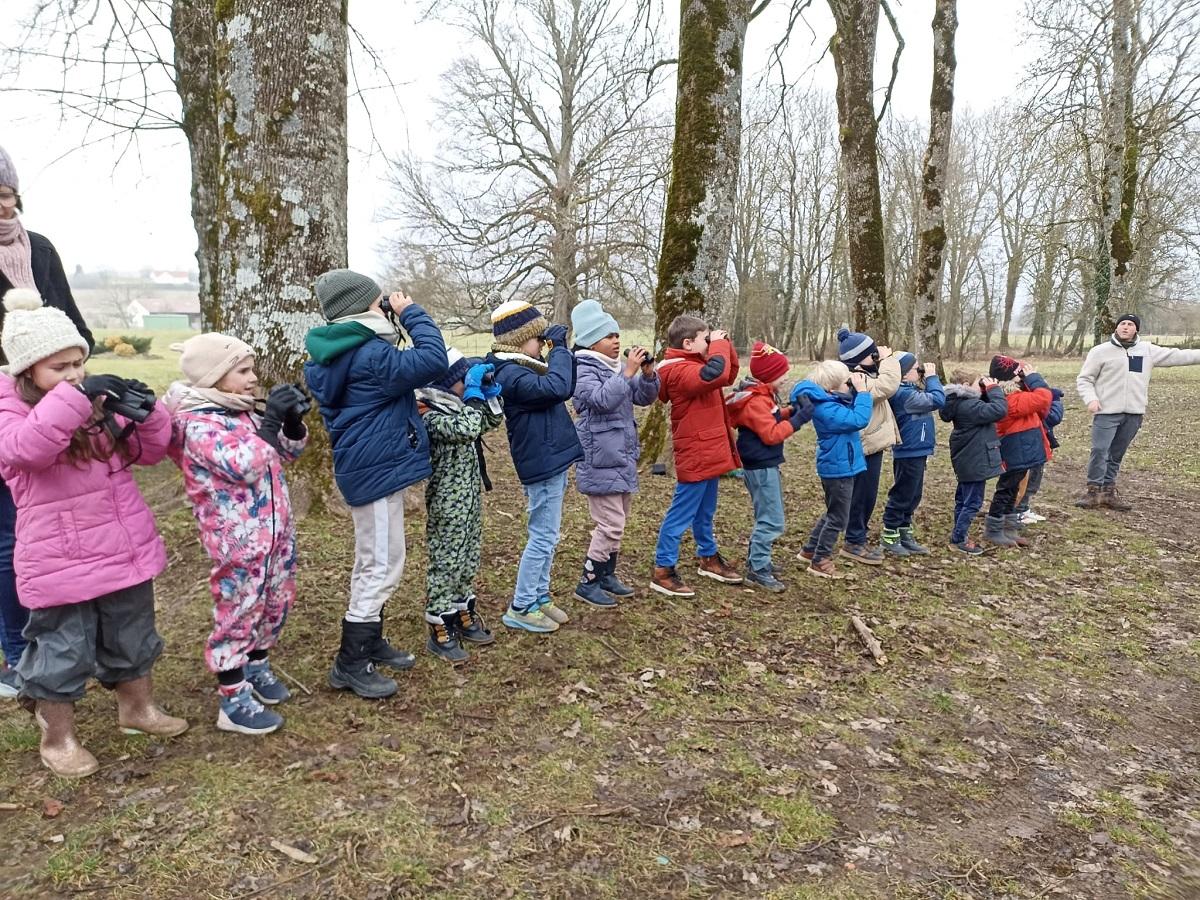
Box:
[995,372,1053,469]
[657,338,740,482]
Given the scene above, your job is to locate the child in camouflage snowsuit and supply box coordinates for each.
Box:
[415,349,504,663]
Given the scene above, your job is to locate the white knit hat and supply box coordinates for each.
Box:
[2,290,90,375]
[179,332,255,388]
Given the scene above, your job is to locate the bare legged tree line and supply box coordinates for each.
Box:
[7,0,1200,390]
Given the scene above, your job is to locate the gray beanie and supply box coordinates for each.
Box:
[0,145,18,191]
[315,269,382,320]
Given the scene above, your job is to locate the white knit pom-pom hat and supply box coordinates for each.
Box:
[2,290,90,375]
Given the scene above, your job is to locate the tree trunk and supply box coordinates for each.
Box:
[175,0,349,508]
[828,0,889,341]
[911,0,956,374]
[998,249,1021,351]
[642,0,749,462]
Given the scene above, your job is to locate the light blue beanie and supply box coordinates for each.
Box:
[571,299,620,349]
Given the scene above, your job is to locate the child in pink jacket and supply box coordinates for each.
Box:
[0,293,187,779]
[164,333,308,737]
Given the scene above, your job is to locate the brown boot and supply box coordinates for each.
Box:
[1101,485,1132,511]
[697,553,744,584]
[651,566,695,597]
[1074,484,1102,509]
[116,676,189,737]
[36,701,99,779]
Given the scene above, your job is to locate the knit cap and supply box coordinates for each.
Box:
[571,298,619,349]
[491,299,548,349]
[897,352,916,377]
[1116,313,1140,331]
[837,327,877,367]
[315,269,382,321]
[179,332,255,388]
[749,341,790,383]
[0,145,17,191]
[1,290,89,375]
[433,347,472,391]
[989,354,1021,381]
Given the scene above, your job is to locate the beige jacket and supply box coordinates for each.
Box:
[858,354,902,455]
[1076,335,1200,415]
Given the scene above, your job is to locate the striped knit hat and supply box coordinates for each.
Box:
[837,327,877,367]
[433,347,472,391]
[491,299,548,351]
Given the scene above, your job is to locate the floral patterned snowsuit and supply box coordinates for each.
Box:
[168,407,306,674]
[416,388,503,616]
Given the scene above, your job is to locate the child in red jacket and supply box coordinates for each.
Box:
[984,355,1052,548]
[651,315,743,597]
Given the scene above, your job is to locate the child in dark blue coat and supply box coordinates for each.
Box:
[938,369,1008,554]
[1014,387,1064,524]
[486,300,583,634]
[790,361,873,579]
[305,270,449,699]
[881,354,945,557]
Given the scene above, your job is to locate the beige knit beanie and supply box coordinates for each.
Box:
[179,332,255,388]
[1,290,90,375]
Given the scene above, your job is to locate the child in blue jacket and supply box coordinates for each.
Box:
[485,300,583,634]
[881,354,945,557]
[790,361,873,579]
[304,270,449,700]
[1014,386,1064,524]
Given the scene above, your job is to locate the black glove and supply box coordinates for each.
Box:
[789,394,814,430]
[79,374,127,402]
[268,384,310,439]
[542,324,569,348]
[256,385,291,452]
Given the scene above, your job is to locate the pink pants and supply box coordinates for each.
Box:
[586,493,632,560]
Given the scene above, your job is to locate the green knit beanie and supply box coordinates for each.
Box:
[315,269,382,320]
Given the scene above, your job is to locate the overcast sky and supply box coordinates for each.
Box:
[1,0,1032,281]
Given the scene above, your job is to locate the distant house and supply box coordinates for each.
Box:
[149,270,194,287]
[126,293,202,330]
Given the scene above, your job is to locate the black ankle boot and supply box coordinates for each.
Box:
[329,620,398,699]
[426,612,470,664]
[453,595,495,645]
[598,553,634,596]
[365,618,415,670]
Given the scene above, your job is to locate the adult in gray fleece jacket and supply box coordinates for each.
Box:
[1075,314,1200,509]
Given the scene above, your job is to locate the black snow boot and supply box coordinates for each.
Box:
[453,595,496,646]
[598,553,635,597]
[328,620,399,699]
[426,611,470,665]
[366,617,416,670]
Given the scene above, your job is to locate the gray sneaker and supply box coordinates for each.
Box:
[0,668,20,700]
[840,543,884,566]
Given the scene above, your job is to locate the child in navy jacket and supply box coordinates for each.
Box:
[881,354,945,557]
[485,300,583,634]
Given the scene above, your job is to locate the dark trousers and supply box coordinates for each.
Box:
[988,468,1028,518]
[0,481,27,667]
[845,450,884,546]
[805,476,855,563]
[951,481,986,544]
[1014,464,1045,514]
[883,456,928,529]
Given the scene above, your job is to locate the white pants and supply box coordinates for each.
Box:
[346,492,407,623]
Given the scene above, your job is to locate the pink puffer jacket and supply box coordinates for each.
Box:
[0,376,169,609]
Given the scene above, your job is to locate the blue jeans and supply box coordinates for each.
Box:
[513,470,568,611]
[743,467,785,572]
[883,456,928,529]
[0,481,27,666]
[655,478,720,567]
[845,450,884,546]
[951,481,985,544]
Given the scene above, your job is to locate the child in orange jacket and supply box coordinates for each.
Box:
[651,315,742,597]
[725,342,813,591]
[984,355,1052,548]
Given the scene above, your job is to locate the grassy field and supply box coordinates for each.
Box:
[2,359,1200,898]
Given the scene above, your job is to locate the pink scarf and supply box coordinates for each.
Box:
[0,215,36,291]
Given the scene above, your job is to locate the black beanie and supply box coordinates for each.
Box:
[1116,313,1140,331]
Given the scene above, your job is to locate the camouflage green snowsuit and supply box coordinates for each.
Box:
[416,388,504,615]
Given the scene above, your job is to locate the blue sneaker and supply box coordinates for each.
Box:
[501,604,559,633]
[0,667,20,700]
[217,685,283,736]
[745,567,786,593]
[245,660,291,705]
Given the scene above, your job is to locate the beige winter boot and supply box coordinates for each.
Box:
[116,676,189,737]
[36,701,99,779]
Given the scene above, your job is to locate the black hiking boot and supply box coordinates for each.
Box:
[328,620,399,699]
[425,612,470,665]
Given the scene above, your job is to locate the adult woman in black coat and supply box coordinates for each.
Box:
[0,145,95,697]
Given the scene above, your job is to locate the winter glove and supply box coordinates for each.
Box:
[542,324,569,348]
[463,363,494,403]
[482,369,502,401]
[789,394,814,431]
[78,374,127,402]
[275,384,311,439]
[256,384,296,451]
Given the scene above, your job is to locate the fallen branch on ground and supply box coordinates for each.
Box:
[850,615,888,666]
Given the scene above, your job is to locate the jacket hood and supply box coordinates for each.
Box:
[944,382,981,399]
[304,341,357,407]
[726,379,776,412]
[791,379,844,404]
[306,321,376,365]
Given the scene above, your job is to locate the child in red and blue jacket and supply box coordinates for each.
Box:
[1013,386,1064,524]
[881,353,945,557]
[985,355,1052,547]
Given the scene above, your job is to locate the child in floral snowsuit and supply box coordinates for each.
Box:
[415,349,503,664]
[165,333,308,736]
